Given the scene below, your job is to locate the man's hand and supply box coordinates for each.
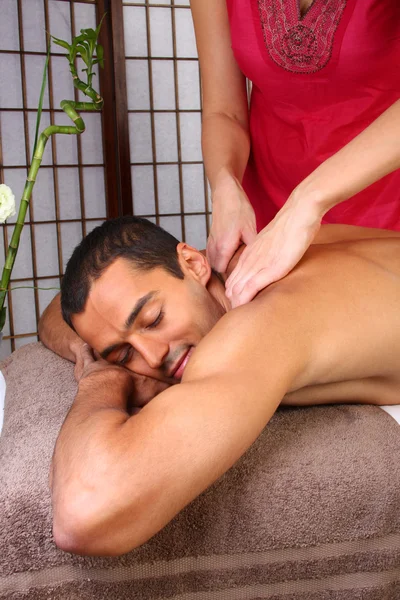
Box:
[76,344,171,410]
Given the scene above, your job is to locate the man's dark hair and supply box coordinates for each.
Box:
[61,216,184,328]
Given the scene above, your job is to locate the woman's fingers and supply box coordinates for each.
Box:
[225,201,322,307]
[207,230,241,273]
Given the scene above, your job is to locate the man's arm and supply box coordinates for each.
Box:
[51,303,309,557]
[38,293,85,363]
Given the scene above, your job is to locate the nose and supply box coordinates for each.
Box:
[131,334,169,370]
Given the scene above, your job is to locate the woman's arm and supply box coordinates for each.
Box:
[190,0,256,272]
[226,99,400,307]
[295,99,400,213]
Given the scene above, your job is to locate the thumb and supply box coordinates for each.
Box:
[241,224,257,247]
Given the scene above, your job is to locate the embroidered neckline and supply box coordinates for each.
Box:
[257,0,347,74]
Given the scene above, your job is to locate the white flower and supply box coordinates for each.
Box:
[0,184,16,223]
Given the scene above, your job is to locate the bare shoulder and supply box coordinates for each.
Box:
[187,236,400,392]
[313,223,400,245]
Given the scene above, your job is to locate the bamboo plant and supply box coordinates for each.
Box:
[0,19,105,331]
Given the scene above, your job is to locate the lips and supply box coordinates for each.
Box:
[171,347,194,380]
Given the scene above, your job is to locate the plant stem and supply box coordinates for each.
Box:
[0,73,103,330]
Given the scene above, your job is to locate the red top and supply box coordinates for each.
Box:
[226,0,400,230]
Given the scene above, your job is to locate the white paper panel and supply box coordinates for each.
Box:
[30,167,56,222]
[157,165,181,214]
[73,2,96,35]
[6,225,33,280]
[179,112,202,161]
[184,214,207,249]
[85,220,105,236]
[25,55,50,110]
[51,55,76,111]
[158,215,182,241]
[177,61,201,110]
[21,0,46,53]
[152,60,175,110]
[48,0,71,46]
[149,0,171,4]
[34,223,59,277]
[54,127,79,165]
[37,277,60,317]
[79,113,103,165]
[124,7,148,58]
[0,338,12,360]
[154,113,178,163]
[14,335,38,349]
[0,112,25,166]
[182,163,206,213]
[149,7,173,58]
[126,60,150,110]
[132,165,155,215]
[175,8,197,58]
[0,53,23,109]
[60,221,83,272]
[129,113,153,163]
[10,285,37,335]
[57,167,81,221]
[83,167,106,219]
[175,0,191,5]
[0,0,19,51]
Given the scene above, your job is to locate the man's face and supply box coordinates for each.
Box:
[72,251,224,386]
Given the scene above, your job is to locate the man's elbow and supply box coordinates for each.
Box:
[52,491,144,557]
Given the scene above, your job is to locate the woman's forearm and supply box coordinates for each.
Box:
[294,99,400,214]
[202,111,251,191]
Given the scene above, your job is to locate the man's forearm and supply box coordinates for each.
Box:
[38,293,84,362]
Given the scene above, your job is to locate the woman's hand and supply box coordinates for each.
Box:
[225,193,324,307]
[207,175,257,273]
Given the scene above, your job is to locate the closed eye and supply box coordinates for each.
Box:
[147,310,164,330]
[116,346,133,366]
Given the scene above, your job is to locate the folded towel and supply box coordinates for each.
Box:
[1,343,399,599]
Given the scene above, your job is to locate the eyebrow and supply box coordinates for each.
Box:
[100,291,158,360]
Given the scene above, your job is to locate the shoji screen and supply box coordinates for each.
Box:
[0,0,107,359]
[123,0,210,249]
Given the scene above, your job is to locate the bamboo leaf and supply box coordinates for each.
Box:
[51,36,70,51]
[81,28,96,40]
[32,38,51,161]
[76,43,89,66]
[95,14,107,39]
[96,44,104,63]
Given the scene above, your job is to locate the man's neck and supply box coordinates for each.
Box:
[205,244,246,314]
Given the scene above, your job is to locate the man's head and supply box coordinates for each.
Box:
[61,217,226,383]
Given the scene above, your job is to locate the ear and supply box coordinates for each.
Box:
[176,243,211,286]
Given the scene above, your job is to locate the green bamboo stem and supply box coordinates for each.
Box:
[0,68,103,330]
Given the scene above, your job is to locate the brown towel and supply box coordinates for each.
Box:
[1,342,400,599]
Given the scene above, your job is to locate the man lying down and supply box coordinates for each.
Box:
[39,216,400,557]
